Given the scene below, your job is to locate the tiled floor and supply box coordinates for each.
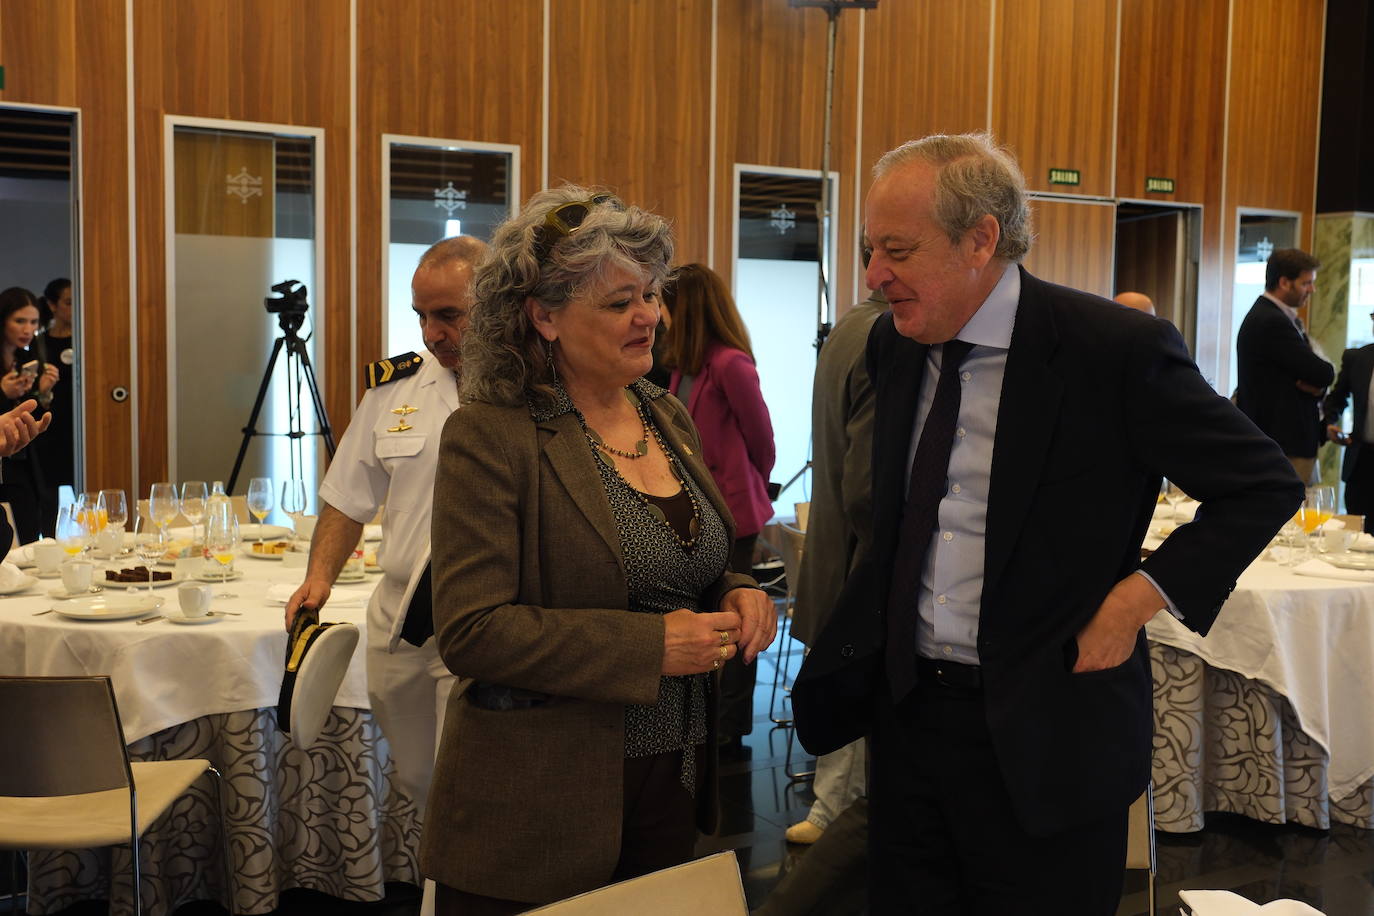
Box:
[26,628,1374,915]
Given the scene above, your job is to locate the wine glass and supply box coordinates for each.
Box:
[204,503,240,582]
[180,481,208,548]
[77,491,105,541]
[134,515,168,596]
[1161,479,1187,520]
[55,505,88,562]
[247,477,274,544]
[281,479,307,539]
[97,489,128,555]
[1303,485,1335,552]
[149,482,180,538]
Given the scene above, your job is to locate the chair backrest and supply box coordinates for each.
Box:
[0,676,132,797]
[523,851,747,915]
[1336,513,1365,532]
[777,522,805,599]
[794,501,810,532]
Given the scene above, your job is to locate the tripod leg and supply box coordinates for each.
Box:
[290,338,336,457]
[227,337,286,493]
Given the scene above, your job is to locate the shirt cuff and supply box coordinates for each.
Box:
[1135,569,1183,621]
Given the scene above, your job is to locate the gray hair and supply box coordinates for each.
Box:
[416,234,488,272]
[873,132,1033,262]
[460,184,674,409]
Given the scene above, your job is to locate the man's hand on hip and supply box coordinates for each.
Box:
[1072,572,1165,673]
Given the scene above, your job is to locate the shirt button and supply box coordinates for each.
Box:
[942,646,953,656]
[961,371,971,381]
[942,531,953,542]
[957,428,967,438]
[951,484,961,494]
[937,594,947,604]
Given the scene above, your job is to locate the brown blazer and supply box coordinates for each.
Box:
[420,384,753,904]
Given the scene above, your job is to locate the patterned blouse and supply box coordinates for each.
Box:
[533,378,730,792]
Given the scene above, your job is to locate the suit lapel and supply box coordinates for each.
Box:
[538,413,625,564]
[983,269,1064,597]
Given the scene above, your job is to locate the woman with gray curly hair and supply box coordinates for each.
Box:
[421,185,777,914]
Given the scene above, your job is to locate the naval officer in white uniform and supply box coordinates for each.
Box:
[286,235,486,831]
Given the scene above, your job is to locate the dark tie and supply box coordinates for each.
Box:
[885,339,975,703]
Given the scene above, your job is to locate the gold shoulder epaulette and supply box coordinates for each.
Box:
[365,352,424,389]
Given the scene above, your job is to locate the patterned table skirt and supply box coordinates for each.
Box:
[26,706,422,916]
[1151,642,1374,833]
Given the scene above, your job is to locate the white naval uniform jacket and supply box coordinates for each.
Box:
[318,352,457,649]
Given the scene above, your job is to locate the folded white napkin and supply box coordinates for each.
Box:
[264,582,370,607]
[1291,558,1374,582]
[1321,518,1347,531]
[363,523,383,541]
[1351,532,1374,552]
[0,561,30,590]
[1178,889,1324,915]
[4,544,32,568]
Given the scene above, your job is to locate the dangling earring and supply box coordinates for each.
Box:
[544,338,558,383]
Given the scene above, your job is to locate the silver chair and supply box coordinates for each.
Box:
[767,520,814,780]
[523,851,747,915]
[1126,782,1156,916]
[0,676,233,914]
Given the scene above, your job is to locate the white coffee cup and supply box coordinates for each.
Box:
[96,526,124,556]
[1324,528,1352,554]
[177,583,214,618]
[32,540,63,575]
[60,561,94,593]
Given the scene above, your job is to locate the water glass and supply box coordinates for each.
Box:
[149,482,180,532]
[181,481,208,545]
[247,477,274,543]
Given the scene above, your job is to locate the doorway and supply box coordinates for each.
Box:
[1114,202,1202,355]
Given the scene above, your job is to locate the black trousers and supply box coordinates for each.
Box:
[717,534,759,738]
[1343,459,1374,533]
[868,683,1128,915]
[435,748,700,915]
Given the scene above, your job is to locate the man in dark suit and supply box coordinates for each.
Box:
[1235,248,1331,483]
[792,133,1302,913]
[1323,327,1374,531]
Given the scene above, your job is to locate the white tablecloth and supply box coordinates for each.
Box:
[1146,551,1374,803]
[0,551,377,742]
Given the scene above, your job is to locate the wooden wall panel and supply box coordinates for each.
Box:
[133,0,351,491]
[714,0,861,300]
[173,133,275,236]
[547,0,712,267]
[1022,198,1117,296]
[1116,0,1228,205]
[355,0,542,395]
[856,0,990,304]
[992,0,1117,198]
[0,0,133,495]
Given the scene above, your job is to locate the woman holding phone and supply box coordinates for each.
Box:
[0,287,59,542]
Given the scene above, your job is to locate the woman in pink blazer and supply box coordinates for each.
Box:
[663,263,776,744]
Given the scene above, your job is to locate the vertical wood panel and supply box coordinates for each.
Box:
[356,0,543,396]
[547,0,712,267]
[714,0,861,299]
[1023,198,1117,296]
[133,0,351,492]
[0,0,133,495]
[992,0,1117,198]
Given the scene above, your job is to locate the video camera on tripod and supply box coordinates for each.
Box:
[265,279,310,335]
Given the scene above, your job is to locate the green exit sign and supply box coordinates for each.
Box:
[1048,168,1080,186]
[1146,176,1175,193]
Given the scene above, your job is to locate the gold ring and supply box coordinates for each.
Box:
[712,658,720,671]
[717,630,730,646]
[719,644,729,660]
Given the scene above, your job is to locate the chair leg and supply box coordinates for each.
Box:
[770,609,797,726]
[128,791,142,916]
[783,715,814,782]
[207,765,235,916]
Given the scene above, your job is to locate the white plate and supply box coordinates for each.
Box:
[48,585,104,599]
[101,570,186,589]
[241,524,293,541]
[195,569,244,583]
[52,594,163,620]
[1322,552,1374,571]
[33,569,63,580]
[335,572,367,584]
[241,543,301,561]
[0,574,38,595]
[163,612,221,625]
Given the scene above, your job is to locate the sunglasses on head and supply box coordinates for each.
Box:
[531,194,615,264]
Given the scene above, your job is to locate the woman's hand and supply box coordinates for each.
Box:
[0,371,27,400]
[37,363,59,393]
[721,587,777,663]
[663,608,742,676]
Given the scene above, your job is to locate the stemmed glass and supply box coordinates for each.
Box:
[180,481,208,548]
[247,477,274,545]
[133,515,167,596]
[1303,485,1335,553]
[77,491,105,544]
[1161,479,1187,520]
[204,503,240,582]
[149,483,180,540]
[97,489,128,556]
[55,505,89,562]
[281,479,307,539]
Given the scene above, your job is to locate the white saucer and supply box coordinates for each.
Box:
[196,570,244,583]
[33,569,63,580]
[335,572,367,584]
[164,612,221,625]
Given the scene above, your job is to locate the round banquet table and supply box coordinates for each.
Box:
[0,542,421,916]
[1145,539,1374,834]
